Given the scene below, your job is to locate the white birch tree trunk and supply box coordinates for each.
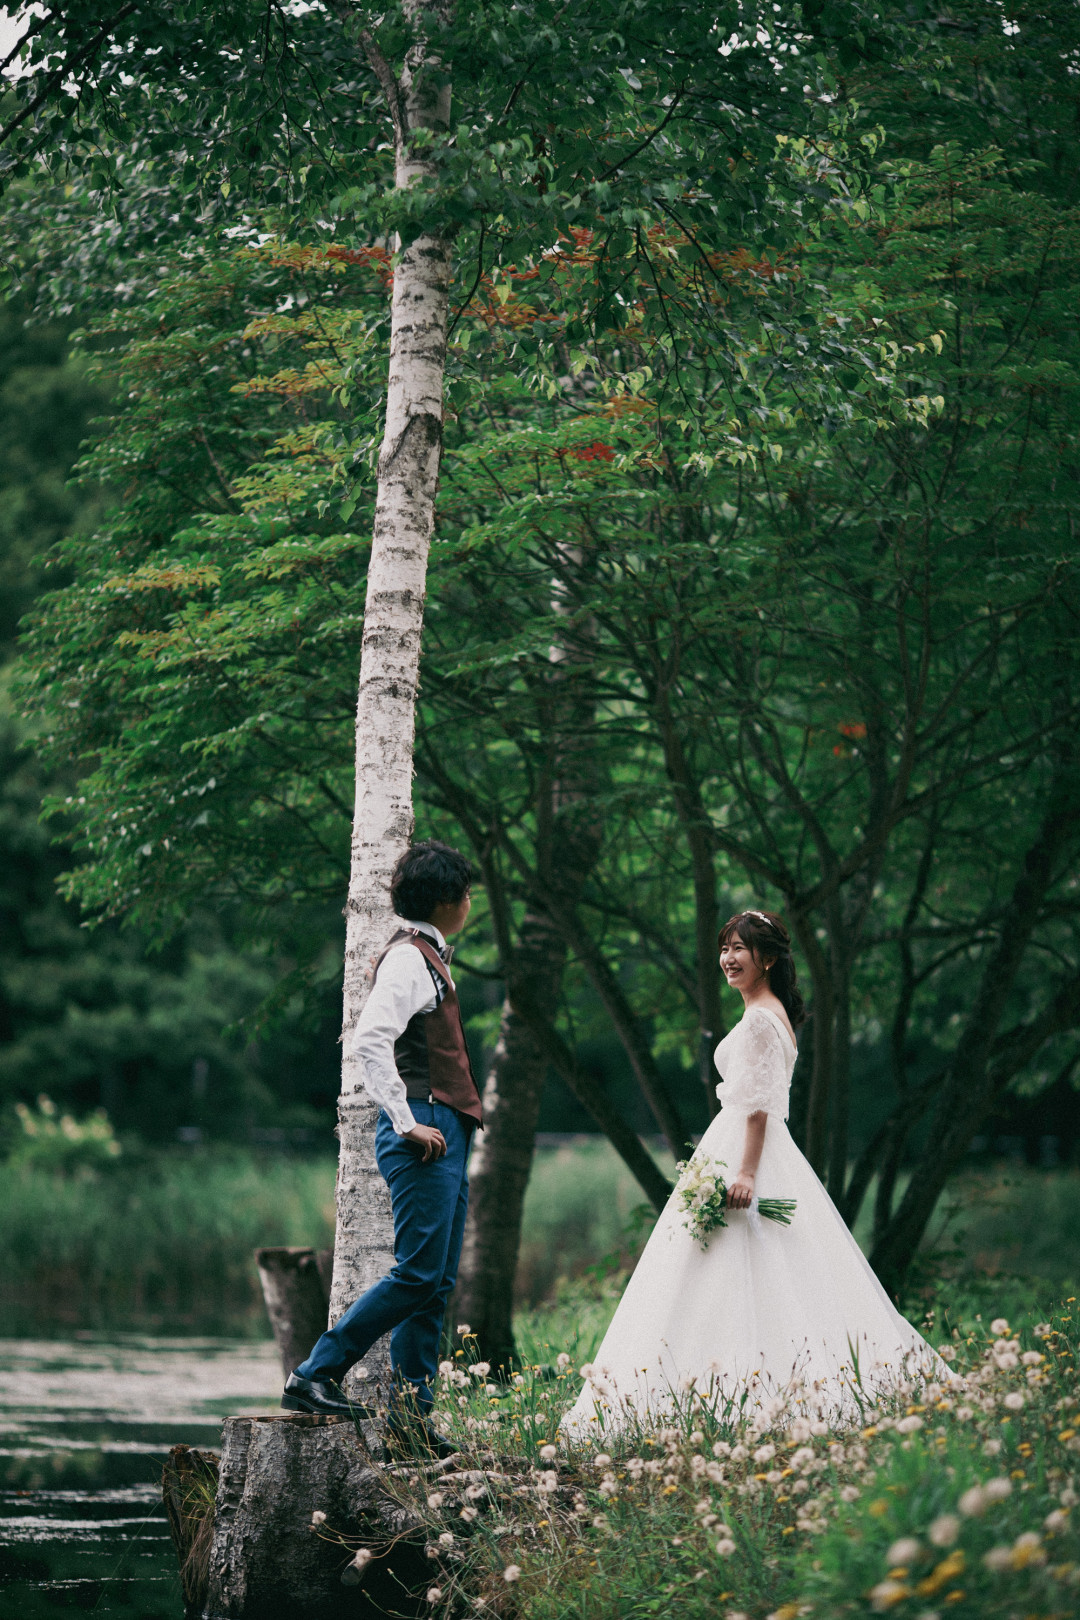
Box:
[329,3,453,1399]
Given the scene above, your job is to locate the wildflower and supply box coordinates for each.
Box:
[502,1565,521,1584]
[753,1443,777,1464]
[556,1353,571,1369]
[895,1415,924,1435]
[438,1360,454,1377]
[715,1537,737,1556]
[579,1363,595,1379]
[984,1477,1012,1502]
[1035,1322,1052,1337]
[810,1418,830,1436]
[426,1585,443,1604]
[955,1405,973,1421]
[730,1444,749,1462]
[982,1438,1003,1455]
[1011,1531,1046,1569]
[594,1452,612,1468]
[310,1510,327,1526]
[839,1484,860,1503]
[990,1318,1010,1335]
[427,1492,445,1509]
[958,1486,987,1517]
[538,1471,558,1494]
[1045,1508,1069,1532]
[887,1537,923,1568]
[787,1417,812,1443]
[712,1440,732,1458]
[464,1484,486,1500]
[869,1580,910,1610]
[437,1531,455,1548]
[937,1344,956,1361]
[1061,1486,1079,1508]
[468,1361,491,1378]
[928,1514,960,1547]
[591,1514,607,1529]
[1003,1391,1025,1411]
[456,1324,472,1336]
[982,1546,1012,1571]
[1021,1350,1043,1366]
[460,1506,478,1523]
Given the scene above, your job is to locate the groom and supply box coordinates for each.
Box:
[282,839,482,1457]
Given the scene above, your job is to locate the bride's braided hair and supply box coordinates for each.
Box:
[718,909,807,1029]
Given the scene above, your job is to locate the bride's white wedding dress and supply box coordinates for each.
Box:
[562,1004,948,1437]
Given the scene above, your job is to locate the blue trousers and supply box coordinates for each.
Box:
[295,1101,472,1415]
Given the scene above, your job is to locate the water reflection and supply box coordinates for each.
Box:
[0,1336,279,1616]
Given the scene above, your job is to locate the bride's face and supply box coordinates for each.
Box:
[720,936,768,989]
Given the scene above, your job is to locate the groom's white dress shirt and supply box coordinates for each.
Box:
[343,918,450,1137]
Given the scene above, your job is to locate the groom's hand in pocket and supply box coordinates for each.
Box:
[405,1124,447,1162]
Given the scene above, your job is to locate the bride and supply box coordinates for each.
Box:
[562,909,950,1438]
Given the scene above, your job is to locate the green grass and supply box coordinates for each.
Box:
[0,1145,336,1334]
[372,1290,1080,1620]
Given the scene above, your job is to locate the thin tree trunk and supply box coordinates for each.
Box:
[453,910,564,1372]
[330,3,453,1397]
[871,763,1080,1293]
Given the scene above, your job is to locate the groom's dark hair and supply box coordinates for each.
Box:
[390,840,475,921]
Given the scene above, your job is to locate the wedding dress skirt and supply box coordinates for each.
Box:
[561,1103,948,1440]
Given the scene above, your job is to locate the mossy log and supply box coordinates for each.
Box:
[200,1411,429,1619]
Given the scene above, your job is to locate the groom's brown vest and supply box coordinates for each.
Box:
[376,929,483,1128]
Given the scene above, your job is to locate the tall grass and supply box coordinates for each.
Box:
[351,1292,1080,1620]
[0,1146,336,1334]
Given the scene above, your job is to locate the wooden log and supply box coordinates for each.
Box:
[202,1411,428,1619]
[255,1246,332,1379]
[161,1444,220,1618]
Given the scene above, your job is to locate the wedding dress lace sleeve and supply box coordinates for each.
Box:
[714,1007,791,1120]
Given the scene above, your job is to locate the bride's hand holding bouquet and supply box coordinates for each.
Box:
[674,1152,796,1250]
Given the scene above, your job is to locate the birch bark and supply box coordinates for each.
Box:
[329,2,453,1398]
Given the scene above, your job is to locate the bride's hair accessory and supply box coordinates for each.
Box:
[743,909,773,927]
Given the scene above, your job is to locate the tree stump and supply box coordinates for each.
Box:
[255,1246,334,1379]
[202,1412,428,1619]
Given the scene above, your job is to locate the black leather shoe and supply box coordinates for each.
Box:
[281,1372,356,1416]
[385,1418,458,1461]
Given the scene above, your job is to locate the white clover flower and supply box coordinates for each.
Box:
[886,1536,922,1568]
[928,1514,960,1547]
[869,1580,908,1611]
[502,1565,521,1584]
[958,1485,987,1517]
[990,1318,1010,1335]
[715,1537,737,1556]
[984,1477,1012,1502]
[310,1510,327,1526]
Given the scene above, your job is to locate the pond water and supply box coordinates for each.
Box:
[0,1335,281,1618]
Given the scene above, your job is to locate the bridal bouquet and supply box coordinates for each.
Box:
[674,1154,796,1249]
